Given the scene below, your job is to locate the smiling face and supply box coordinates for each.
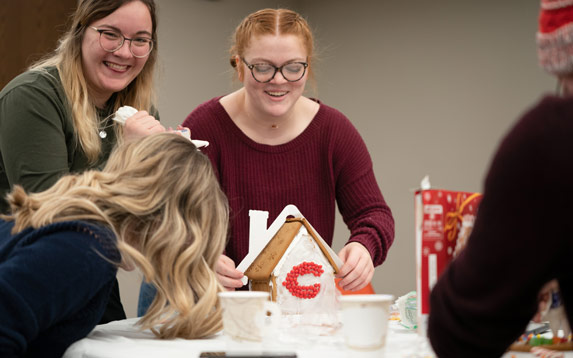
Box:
[240,34,308,119]
[81,1,152,107]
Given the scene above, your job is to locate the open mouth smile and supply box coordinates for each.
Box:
[104,61,129,72]
[266,90,288,97]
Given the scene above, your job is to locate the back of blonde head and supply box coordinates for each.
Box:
[4,133,228,339]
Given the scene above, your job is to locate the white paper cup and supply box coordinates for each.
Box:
[339,294,394,350]
[218,291,280,342]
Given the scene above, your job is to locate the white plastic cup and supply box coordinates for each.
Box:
[339,294,394,350]
[218,291,280,342]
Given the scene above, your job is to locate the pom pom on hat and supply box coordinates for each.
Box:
[537,0,573,74]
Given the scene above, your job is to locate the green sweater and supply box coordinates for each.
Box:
[0,67,117,213]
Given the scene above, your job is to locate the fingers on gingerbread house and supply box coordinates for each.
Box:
[237,205,343,326]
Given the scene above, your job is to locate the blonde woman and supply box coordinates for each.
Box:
[0,133,228,358]
[0,0,165,322]
[0,0,164,213]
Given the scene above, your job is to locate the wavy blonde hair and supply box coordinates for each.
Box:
[3,133,228,339]
[30,0,158,163]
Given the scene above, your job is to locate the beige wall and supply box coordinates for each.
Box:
[119,0,555,317]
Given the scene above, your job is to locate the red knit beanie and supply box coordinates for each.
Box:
[537,0,573,74]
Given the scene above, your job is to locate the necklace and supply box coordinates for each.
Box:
[98,113,115,139]
[271,124,279,129]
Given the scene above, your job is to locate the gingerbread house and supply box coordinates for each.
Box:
[237,205,343,319]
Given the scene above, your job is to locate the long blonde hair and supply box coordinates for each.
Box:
[30,0,158,163]
[3,133,228,339]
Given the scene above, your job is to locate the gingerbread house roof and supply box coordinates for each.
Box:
[244,218,340,281]
[237,205,343,283]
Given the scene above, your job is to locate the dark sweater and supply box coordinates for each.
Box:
[0,220,120,358]
[182,97,394,267]
[0,67,117,214]
[428,95,573,357]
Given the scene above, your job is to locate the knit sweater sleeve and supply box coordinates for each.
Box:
[328,108,395,266]
[428,96,573,357]
[0,221,119,358]
[184,100,394,266]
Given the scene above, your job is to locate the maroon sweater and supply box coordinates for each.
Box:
[182,97,394,267]
[428,95,573,357]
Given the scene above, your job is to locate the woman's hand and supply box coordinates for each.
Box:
[216,254,245,291]
[123,110,165,143]
[336,242,374,291]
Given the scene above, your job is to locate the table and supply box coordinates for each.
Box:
[63,318,571,358]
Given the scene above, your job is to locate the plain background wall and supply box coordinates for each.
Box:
[119,0,555,317]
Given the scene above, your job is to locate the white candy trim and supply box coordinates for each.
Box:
[542,0,573,10]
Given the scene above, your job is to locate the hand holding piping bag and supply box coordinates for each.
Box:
[114,106,209,148]
[113,106,165,143]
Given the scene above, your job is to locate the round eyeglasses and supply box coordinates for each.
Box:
[89,26,154,58]
[241,58,308,83]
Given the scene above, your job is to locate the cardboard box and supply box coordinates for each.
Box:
[415,187,482,334]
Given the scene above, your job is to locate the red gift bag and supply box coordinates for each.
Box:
[415,180,482,334]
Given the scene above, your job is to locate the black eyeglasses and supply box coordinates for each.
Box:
[90,26,154,58]
[241,58,308,83]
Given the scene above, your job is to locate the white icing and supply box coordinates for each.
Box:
[273,228,305,277]
[272,227,340,332]
[173,129,209,148]
[113,105,138,125]
[191,139,209,148]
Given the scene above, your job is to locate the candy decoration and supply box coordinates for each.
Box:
[282,262,324,299]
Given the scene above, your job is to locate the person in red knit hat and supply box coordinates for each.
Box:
[428,1,573,357]
[538,0,573,92]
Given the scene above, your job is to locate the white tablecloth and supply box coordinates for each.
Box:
[63,318,570,358]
